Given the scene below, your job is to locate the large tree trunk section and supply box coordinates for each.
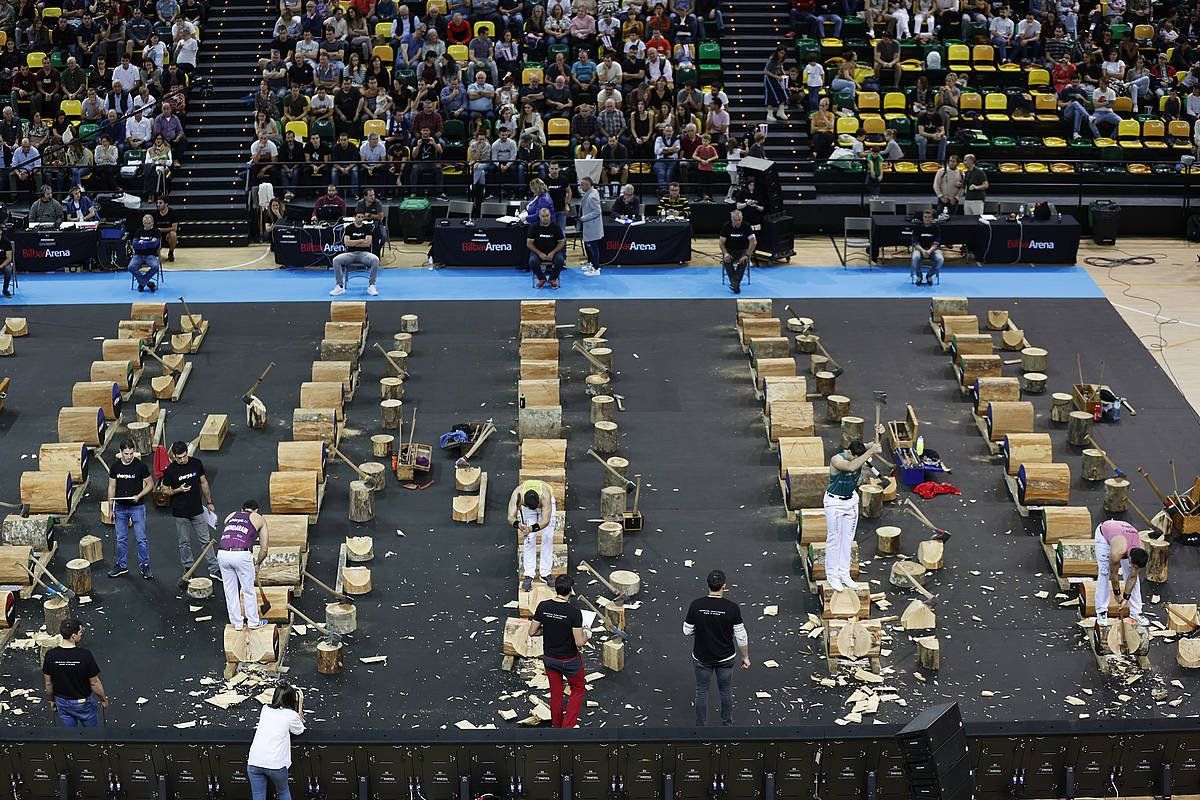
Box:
[974,376,1021,415]
[1050,392,1074,423]
[521,359,558,380]
[1144,534,1169,583]
[58,406,104,447]
[590,348,613,374]
[38,443,87,484]
[1041,507,1093,542]
[223,624,280,664]
[380,377,404,400]
[521,339,560,360]
[3,514,54,550]
[345,536,374,562]
[609,569,640,596]
[597,521,624,557]
[329,300,367,323]
[359,462,386,492]
[600,486,626,522]
[959,354,1002,387]
[277,441,326,476]
[876,526,902,555]
[301,382,345,420]
[371,434,394,458]
[836,621,875,659]
[254,546,301,585]
[1081,449,1108,481]
[65,558,92,595]
[750,337,791,361]
[986,401,1034,442]
[1019,463,1072,506]
[1055,540,1098,578]
[1020,372,1047,395]
[320,339,359,365]
[931,297,969,322]
[316,640,344,675]
[1067,411,1095,446]
[590,395,615,423]
[117,319,155,342]
[1103,477,1130,513]
[324,321,364,342]
[0,546,32,585]
[901,600,937,631]
[578,307,600,335]
[518,406,562,439]
[918,540,944,570]
[102,338,141,368]
[814,371,837,397]
[341,566,372,595]
[312,360,354,393]
[380,399,403,431]
[825,395,851,423]
[521,439,567,469]
[594,421,619,454]
[349,481,374,523]
[603,457,629,488]
[400,314,420,333]
[79,535,103,564]
[186,577,213,599]
[270,471,319,515]
[940,315,979,341]
[293,408,338,443]
[889,560,928,590]
[72,381,120,421]
[127,421,153,454]
[1004,433,1053,476]
[767,401,814,440]
[859,484,883,519]
[601,639,624,672]
[840,416,864,449]
[785,467,828,510]
[44,597,70,632]
[90,360,133,391]
[1020,347,1048,373]
[585,373,611,397]
[795,334,820,354]
[917,637,941,670]
[952,333,993,358]
[20,471,71,514]
[326,602,357,634]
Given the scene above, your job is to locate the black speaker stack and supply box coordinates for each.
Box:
[738,155,785,214]
[896,703,974,800]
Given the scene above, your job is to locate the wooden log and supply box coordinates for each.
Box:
[223,624,279,664]
[578,307,600,335]
[260,515,309,551]
[503,617,544,658]
[186,577,212,599]
[1103,477,1129,513]
[930,297,968,322]
[917,637,940,670]
[269,471,319,515]
[253,546,301,585]
[349,480,374,522]
[127,421,152,454]
[44,597,70,632]
[1055,539,1098,577]
[1067,411,1094,446]
[1004,433,1053,476]
[786,315,814,333]
[521,339,560,359]
[371,434,394,458]
[0,546,32,585]
[62,559,93,597]
[825,395,850,423]
[1177,639,1200,669]
[597,521,624,556]
[951,333,993,358]
[521,359,558,380]
[590,347,613,373]
[918,539,944,570]
[610,569,640,596]
[2,514,53,551]
[1018,463,1071,506]
[876,526,901,555]
[326,602,357,634]
[520,439,567,469]
[1050,393,1074,423]
[135,402,159,424]
[341,566,372,594]
[585,373,611,397]
[4,317,28,337]
[602,457,629,488]
[385,351,408,377]
[518,406,562,439]
[600,486,626,522]
[150,375,175,400]
[301,382,345,420]
[1081,449,1108,481]
[330,300,367,323]
[901,600,937,631]
[1167,603,1198,633]
[317,640,344,675]
[400,314,420,333]
[380,399,403,430]
[785,466,828,510]
[767,401,815,440]
[736,298,773,317]
[1144,534,1168,583]
[1020,372,1047,394]
[79,535,103,564]
[38,442,87,484]
[959,354,1002,387]
[859,484,883,519]
[58,406,104,447]
[795,334,820,354]
[742,318,782,351]
[20,471,71,514]
[594,421,619,454]
[319,338,359,364]
[101,338,141,368]
[763,376,809,407]
[1020,347,1048,373]
[324,321,364,342]
[199,414,229,450]
[520,379,560,407]
[1040,507,1093,543]
[452,495,480,522]
[345,536,374,562]
[750,337,791,361]
[836,620,874,658]
[277,441,326,476]
[840,416,864,449]
[973,376,1021,415]
[0,333,11,355]
[311,361,354,394]
[360,462,386,492]
[380,377,404,401]
[889,560,928,590]
[455,466,482,491]
[601,638,624,672]
[88,361,132,391]
[986,310,1010,330]
[71,381,120,421]
[940,315,979,341]
[809,354,829,375]
[129,301,167,328]
[986,401,1034,442]
[814,370,837,397]
[392,332,413,353]
[590,395,615,423]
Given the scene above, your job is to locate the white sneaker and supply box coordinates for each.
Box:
[1096,614,1109,626]
[329,285,346,296]
[582,266,601,276]
[843,579,868,592]
[1132,615,1149,625]
[777,104,790,120]
[825,577,846,592]
[766,110,779,123]
[367,284,379,296]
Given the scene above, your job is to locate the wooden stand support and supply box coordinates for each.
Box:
[610,569,640,596]
[326,602,357,634]
[840,416,864,449]
[371,434,394,457]
[594,421,619,454]
[44,597,70,632]
[597,521,623,556]
[578,308,600,336]
[1020,347,1048,373]
[1103,477,1129,513]
[380,399,403,430]
[591,395,615,423]
[600,486,626,522]
[1020,372,1047,394]
[349,481,374,522]
[1067,411,1094,446]
[825,395,850,423]
[400,314,419,333]
[860,484,883,518]
[876,526,901,555]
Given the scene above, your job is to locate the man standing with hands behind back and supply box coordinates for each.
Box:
[684,569,750,726]
[160,440,220,581]
[528,574,590,728]
[42,619,108,728]
[108,439,155,580]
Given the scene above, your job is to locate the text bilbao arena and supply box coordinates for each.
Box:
[23,237,74,259]
[606,240,657,251]
[300,241,347,254]
[460,241,514,251]
[1007,239,1056,250]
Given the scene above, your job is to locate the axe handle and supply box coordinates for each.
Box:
[373,343,409,377]
[630,475,641,514]
[329,446,370,480]
[179,539,216,585]
[140,346,178,374]
[576,593,627,640]
[586,449,635,486]
[242,361,276,399]
[909,578,935,601]
[178,296,199,329]
[578,561,622,598]
[461,423,495,461]
[286,603,331,637]
[572,341,610,372]
[256,573,271,613]
[303,569,352,603]
[1086,436,1123,474]
[21,562,60,596]
[814,339,839,369]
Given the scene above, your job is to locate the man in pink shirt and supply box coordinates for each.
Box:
[1094,519,1150,625]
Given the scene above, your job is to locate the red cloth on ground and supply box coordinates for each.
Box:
[912,481,960,499]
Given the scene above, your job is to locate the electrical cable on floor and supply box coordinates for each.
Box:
[1085,251,1187,388]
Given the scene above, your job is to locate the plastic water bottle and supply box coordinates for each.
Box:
[1057,211,1063,223]
[915,435,925,456]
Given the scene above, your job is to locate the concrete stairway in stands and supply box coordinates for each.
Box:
[171,0,270,245]
[721,0,815,205]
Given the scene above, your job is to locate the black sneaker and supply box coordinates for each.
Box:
[141,564,154,580]
[730,283,741,294]
[108,565,129,578]
[2,289,10,297]
[136,284,145,292]
[148,281,157,292]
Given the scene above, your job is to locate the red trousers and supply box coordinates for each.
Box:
[544,656,586,728]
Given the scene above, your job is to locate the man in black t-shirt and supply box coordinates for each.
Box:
[0,235,12,298]
[530,574,590,728]
[684,569,749,726]
[160,440,219,578]
[154,198,179,262]
[107,438,154,579]
[526,207,566,289]
[43,619,107,728]
[543,162,572,231]
[911,209,943,286]
[330,212,380,296]
[719,209,756,295]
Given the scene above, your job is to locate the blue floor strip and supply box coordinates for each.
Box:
[1,265,1102,305]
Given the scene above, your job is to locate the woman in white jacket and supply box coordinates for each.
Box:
[247,683,306,800]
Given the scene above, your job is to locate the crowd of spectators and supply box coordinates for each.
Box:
[249,0,735,204]
[0,0,199,201]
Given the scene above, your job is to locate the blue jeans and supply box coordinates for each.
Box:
[911,248,943,280]
[70,166,91,187]
[830,77,857,97]
[816,12,843,37]
[1062,101,1089,135]
[1089,108,1121,138]
[653,159,677,191]
[128,254,161,289]
[248,765,292,800]
[584,237,601,270]
[529,250,565,281]
[114,503,149,568]
[693,662,734,725]
[915,133,947,162]
[55,696,99,727]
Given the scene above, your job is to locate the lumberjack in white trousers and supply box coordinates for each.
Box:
[216,499,270,630]
[508,480,557,592]
[823,436,882,592]
[1094,519,1150,625]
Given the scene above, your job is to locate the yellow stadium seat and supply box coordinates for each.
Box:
[374,22,392,37]
[894,161,918,173]
[521,67,543,85]
[26,51,45,67]
[901,59,923,72]
[285,120,308,139]
[1093,137,1116,148]
[1133,24,1155,41]
[835,116,859,135]
[863,117,886,136]
[0,31,7,46]
[857,91,881,119]
[1034,93,1058,122]
[853,66,875,84]
[1027,68,1050,90]
[40,6,61,17]
[1117,118,1142,148]
[1112,96,1134,114]
[999,163,1021,173]
[998,61,1021,72]
[959,92,982,112]
[1169,119,1192,149]
[1142,119,1166,148]
[474,20,495,38]
[1127,163,1150,174]
[948,44,970,72]
[883,91,907,120]
[425,0,447,11]
[447,44,469,63]
[1042,136,1066,147]
[1025,162,1048,173]
[373,45,394,62]
[60,99,82,117]
[1051,162,1073,173]
[971,44,996,72]
[984,93,1008,122]
[919,161,940,172]
[546,117,570,147]
[821,37,843,48]
[362,119,386,137]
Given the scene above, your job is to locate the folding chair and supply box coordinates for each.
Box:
[842,216,873,266]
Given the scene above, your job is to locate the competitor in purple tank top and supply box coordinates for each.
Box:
[220,510,258,550]
[216,500,271,630]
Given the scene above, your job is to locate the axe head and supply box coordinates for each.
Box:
[932,529,952,541]
[829,366,845,378]
[324,630,344,645]
[873,390,888,405]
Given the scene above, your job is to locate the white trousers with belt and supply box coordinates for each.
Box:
[823,491,859,583]
[1094,525,1142,619]
[217,549,260,629]
[520,499,558,578]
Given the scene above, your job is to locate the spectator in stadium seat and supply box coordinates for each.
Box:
[81,86,107,124]
[1088,78,1122,138]
[412,96,444,139]
[790,0,819,36]
[127,107,153,150]
[467,70,497,121]
[933,154,962,215]
[915,107,947,162]
[491,126,522,197]
[569,8,596,47]
[278,129,305,189]
[312,183,346,219]
[1058,76,1091,139]
[142,134,175,203]
[330,132,360,195]
[66,141,94,189]
[653,123,681,190]
[988,6,1014,62]
[498,0,523,32]
[571,103,599,147]
[346,8,373,60]
[333,76,361,134]
[446,11,472,44]
[473,0,502,27]
[1185,85,1200,125]
[812,0,843,37]
[409,126,444,197]
[249,130,279,186]
[597,97,626,144]
[468,26,499,84]
[912,0,937,38]
[545,74,574,118]
[1054,0,1078,36]
[934,72,961,130]
[572,49,597,96]
[359,131,388,194]
[468,129,492,196]
[93,134,119,191]
[374,0,398,24]
[545,5,569,46]
[960,0,990,41]
[1014,11,1040,63]
[874,29,901,88]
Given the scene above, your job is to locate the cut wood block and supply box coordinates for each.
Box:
[519,300,556,321]
[345,536,374,561]
[342,566,372,594]
[736,298,773,318]
[601,639,625,672]
[79,534,103,564]
[519,339,559,360]
[311,361,354,392]
[130,301,167,328]
[917,539,944,570]
[741,317,782,350]
[806,542,860,581]
[518,379,560,408]
[319,338,359,364]
[520,359,559,380]
[519,319,556,340]
[252,545,301,585]
[901,600,937,630]
[762,376,808,407]
[58,407,104,446]
[4,317,28,336]
[151,375,175,399]
[38,442,88,483]
[951,333,993,357]
[0,545,32,585]
[293,408,338,443]
[958,354,1002,387]
[749,336,791,362]
[199,414,228,451]
[324,321,364,342]
[269,471,319,515]
[101,338,141,368]
[300,382,345,420]
[1055,539,1097,578]
[277,441,327,476]
[0,333,11,355]
[973,376,1022,414]
[1019,463,1071,507]
[223,624,279,664]
[1167,603,1199,633]
[766,401,815,440]
[1003,433,1053,476]
[799,509,827,545]
[259,515,309,551]
[1178,639,1200,669]
[520,439,567,469]
[453,495,480,522]
[987,401,1034,442]
[90,360,133,391]
[1039,507,1092,543]
[930,297,968,322]
[518,406,561,440]
[503,617,544,658]
[1077,580,1124,618]
[917,637,940,670]
[135,402,159,423]
[330,300,367,323]
[117,319,155,342]
[785,466,828,510]
[939,314,978,340]
[778,436,825,478]
[519,581,557,618]
[754,357,796,387]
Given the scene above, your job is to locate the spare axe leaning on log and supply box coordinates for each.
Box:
[211,499,271,630]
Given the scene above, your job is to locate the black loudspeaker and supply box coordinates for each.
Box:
[738,156,785,214]
[398,201,433,243]
[757,212,795,259]
[896,703,973,800]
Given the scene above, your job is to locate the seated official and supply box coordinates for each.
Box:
[28,184,66,225]
[312,184,347,221]
[657,181,689,219]
[911,209,942,286]
[526,206,565,290]
[65,185,98,222]
[330,212,380,297]
[611,184,640,218]
[719,208,755,295]
[128,213,162,292]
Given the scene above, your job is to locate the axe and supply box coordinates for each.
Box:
[287,603,344,645]
[872,390,887,445]
[454,421,496,469]
[177,538,216,590]
[178,296,201,332]
[896,567,938,606]
[577,559,624,600]
[1085,435,1124,478]
[901,498,952,541]
[373,343,409,378]
[256,574,272,616]
[139,345,183,375]
[585,449,636,489]
[241,362,276,405]
[783,305,811,333]
[328,445,371,481]
[576,593,629,641]
[22,562,75,601]
[302,569,355,604]
[0,499,31,517]
[572,341,611,374]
